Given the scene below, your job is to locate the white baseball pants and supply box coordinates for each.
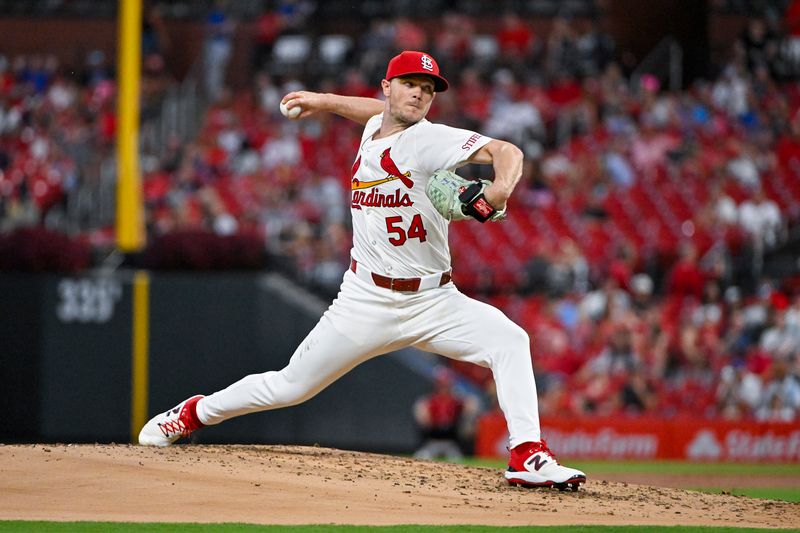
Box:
[196,269,541,448]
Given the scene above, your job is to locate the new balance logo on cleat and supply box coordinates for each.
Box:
[505,439,586,491]
[524,454,548,471]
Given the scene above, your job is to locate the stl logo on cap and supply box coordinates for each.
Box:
[385,51,449,92]
[420,54,434,72]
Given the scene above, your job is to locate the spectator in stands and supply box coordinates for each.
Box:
[358,19,395,81]
[413,367,478,460]
[726,139,762,189]
[586,324,642,377]
[252,8,285,71]
[786,294,800,335]
[261,123,302,169]
[629,114,681,173]
[254,71,282,116]
[545,16,577,76]
[495,12,536,66]
[630,273,655,311]
[603,135,635,188]
[483,69,545,156]
[308,222,350,296]
[737,16,780,76]
[575,324,642,414]
[203,0,236,102]
[19,55,56,95]
[619,366,657,413]
[784,0,800,74]
[776,106,800,170]
[276,0,316,32]
[580,277,631,322]
[666,241,706,301]
[674,315,715,375]
[432,12,473,70]
[599,62,632,124]
[392,17,428,53]
[547,238,590,296]
[338,68,375,99]
[692,279,726,330]
[755,359,800,421]
[299,171,347,225]
[141,52,174,120]
[760,305,800,361]
[142,1,171,59]
[716,362,764,419]
[0,54,11,94]
[1,182,39,231]
[712,62,752,119]
[573,18,616,77]
[707,181,739,228]
[738,187,784,250]
[454,67,490,130]
[538,376,577,416]
[81,50,113,90]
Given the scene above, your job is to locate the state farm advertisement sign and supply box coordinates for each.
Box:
[475,413,800,462]
[544,427,659,459]
[685,427,800,461]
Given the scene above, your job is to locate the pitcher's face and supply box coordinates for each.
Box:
[382,76,436,126]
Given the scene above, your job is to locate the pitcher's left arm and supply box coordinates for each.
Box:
[467,139,524,211]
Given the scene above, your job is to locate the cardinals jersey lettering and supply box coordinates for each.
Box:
[350,114,492,277]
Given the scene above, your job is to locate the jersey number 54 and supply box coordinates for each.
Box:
[385,215,427,246]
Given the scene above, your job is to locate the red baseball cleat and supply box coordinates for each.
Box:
[138,395,205,446]
[505,439,586,490]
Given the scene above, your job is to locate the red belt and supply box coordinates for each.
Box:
[350,259,452,292]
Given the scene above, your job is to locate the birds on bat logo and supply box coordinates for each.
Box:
[351,148,413,190]
[351,147,414,209]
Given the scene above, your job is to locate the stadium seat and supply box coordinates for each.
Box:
[470,35,499,63]
[272,35,312,73]
[318,34,353,65]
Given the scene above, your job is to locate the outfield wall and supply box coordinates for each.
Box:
[0,271,430,452]
[477,412,800,462]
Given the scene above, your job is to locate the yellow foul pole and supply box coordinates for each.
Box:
[116,0,144,252]
[131,270,150,442]
[116,0,150,443]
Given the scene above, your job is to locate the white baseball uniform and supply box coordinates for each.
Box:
[196,114,542,448]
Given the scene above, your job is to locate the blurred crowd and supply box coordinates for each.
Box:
[465,260,800,424]
[2,2,800,422]
[0,1,174,240]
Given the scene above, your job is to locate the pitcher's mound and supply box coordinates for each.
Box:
[0,444,797,527]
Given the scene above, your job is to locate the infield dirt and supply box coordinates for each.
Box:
[1,444,798,527]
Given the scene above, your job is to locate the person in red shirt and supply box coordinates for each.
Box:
[495,13,535,61]
[413,367,478,460]
[252,10,284,71]
[775,109,800,169]
[393,17,428,52]
[667,241,706,300]
[786,0,800,37]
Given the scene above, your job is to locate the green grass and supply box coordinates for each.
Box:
[1,524,797,533]
[451,457,800,503]
[568,461,800,476]
[694,487,800,502]
[455,457,800,476]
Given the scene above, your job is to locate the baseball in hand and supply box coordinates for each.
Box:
[280,100,302,119]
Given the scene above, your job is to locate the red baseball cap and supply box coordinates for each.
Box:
[385,51,449,92]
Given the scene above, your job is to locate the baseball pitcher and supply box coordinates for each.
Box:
[139,50,586,490]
